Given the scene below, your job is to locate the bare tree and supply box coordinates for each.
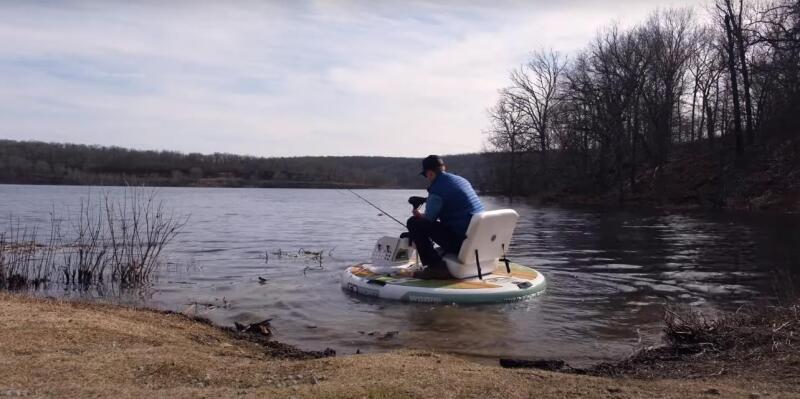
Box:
[688,26,726,143]
[722,10,746,155]
[640,9,697,165]
[509,49,568,182]
[727,0,756,144]
[486,90,529,199]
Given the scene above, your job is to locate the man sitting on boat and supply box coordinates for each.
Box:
[407,155,485,279]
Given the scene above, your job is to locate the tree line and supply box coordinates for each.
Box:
[0,139,491,191]
[485,0,800,209]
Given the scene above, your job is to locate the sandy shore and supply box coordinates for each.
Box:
[0,293,794,398]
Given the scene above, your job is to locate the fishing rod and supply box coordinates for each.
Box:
[347,189,406,228]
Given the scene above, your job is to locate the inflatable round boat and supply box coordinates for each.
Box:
[342,262,545,304]
[341,209,546,304]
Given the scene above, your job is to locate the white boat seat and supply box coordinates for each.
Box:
[443,209,520,279]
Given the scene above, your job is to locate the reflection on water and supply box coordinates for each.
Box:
[1,185,799,365]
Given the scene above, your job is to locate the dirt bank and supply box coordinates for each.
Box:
[0,293,795,398]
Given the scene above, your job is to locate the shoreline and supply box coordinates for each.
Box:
[3,182,797,215]
[1,292,796,398]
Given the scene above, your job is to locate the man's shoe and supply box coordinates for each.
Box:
[412,261,453,280]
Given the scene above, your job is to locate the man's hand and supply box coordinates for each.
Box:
[412,209,424,218]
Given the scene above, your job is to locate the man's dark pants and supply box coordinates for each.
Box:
[406,217,465,267]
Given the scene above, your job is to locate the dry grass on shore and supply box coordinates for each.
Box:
[0,293,797,398]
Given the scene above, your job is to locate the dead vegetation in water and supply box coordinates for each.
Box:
[0,220,59,290]
[0,187,188,291]
[265,247,335,275]
[587,302,800,383]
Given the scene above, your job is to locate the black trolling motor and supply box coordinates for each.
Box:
[408,196,427,211]
[401,196,427,247]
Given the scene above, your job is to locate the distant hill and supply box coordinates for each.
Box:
[0,139,495,191]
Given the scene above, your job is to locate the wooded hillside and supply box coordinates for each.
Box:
[484,0,800,211]
[0,139,491,190]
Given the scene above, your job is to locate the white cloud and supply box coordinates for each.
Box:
[0,0,710,157]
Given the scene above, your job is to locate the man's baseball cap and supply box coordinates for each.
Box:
[420,155,444,176]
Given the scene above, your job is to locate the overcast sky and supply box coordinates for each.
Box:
[0,0,709,157]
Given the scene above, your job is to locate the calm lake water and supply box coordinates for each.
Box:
[2,185,799,365]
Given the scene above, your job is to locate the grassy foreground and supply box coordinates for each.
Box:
[0,293,795,399]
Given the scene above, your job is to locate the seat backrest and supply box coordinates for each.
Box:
[456,209,519,264]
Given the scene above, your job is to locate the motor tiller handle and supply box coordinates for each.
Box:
[408,196,427,210]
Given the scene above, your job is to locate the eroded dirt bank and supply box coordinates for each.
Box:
[0,293,794,398]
